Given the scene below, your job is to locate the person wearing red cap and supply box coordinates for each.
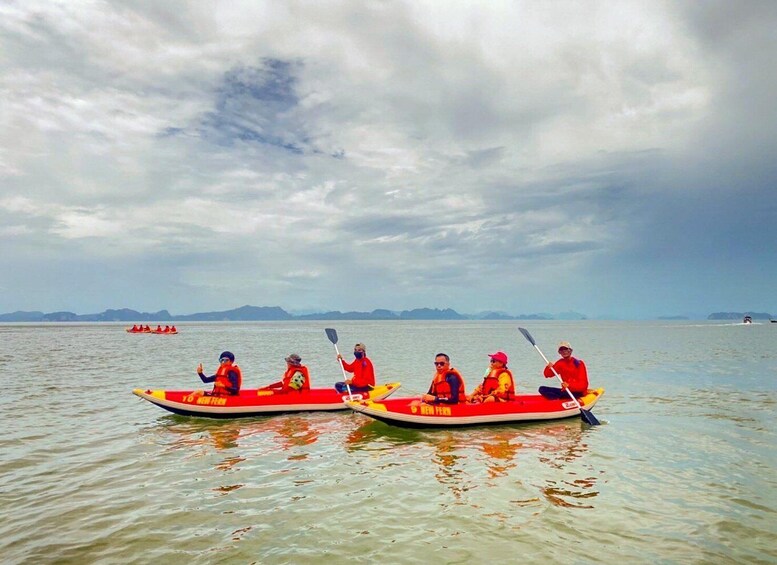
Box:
[539,341,588,399]
[469,351,515,403]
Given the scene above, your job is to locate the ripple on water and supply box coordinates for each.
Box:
[2,321,776,563]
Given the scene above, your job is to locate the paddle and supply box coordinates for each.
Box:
[518,327,600,426]
[325,328,353,400]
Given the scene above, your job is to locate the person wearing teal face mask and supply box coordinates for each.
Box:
[335,342,375,393]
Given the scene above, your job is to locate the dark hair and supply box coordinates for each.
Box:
[434,353,450,362]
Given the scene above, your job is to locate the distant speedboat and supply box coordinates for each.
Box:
[743,315,752,324]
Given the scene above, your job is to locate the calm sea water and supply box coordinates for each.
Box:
[1,320,775,564]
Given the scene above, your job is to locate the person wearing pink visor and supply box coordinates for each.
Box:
[469,351,515,403]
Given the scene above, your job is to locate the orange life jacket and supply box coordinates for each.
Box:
[429,367,466,403]
[480,368,515,401]
[212,363,242,396]
[282,365,311,391]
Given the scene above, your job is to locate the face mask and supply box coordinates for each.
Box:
[354,351,364,359]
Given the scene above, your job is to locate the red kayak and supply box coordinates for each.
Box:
[133,382,401,418]
[346,388,604,428]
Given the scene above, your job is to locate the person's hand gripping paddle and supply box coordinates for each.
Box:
[519,327,600,426]
[325,328,353,401]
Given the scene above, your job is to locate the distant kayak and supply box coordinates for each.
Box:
[126,328,177,334]
[133,382,401,418]
[346,388,604,428]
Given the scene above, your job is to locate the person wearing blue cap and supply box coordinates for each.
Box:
[197,351,242,396]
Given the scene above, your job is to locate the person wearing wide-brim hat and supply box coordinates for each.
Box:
[539,341,589,399]
[263,353,311,393]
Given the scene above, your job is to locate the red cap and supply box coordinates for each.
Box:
[488,351,508,364]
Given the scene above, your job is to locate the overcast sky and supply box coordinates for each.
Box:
[1,1,775,318]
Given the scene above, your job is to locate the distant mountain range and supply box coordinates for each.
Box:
[0,305,585,322]
[1,306,771,322]
[707,311,773,320]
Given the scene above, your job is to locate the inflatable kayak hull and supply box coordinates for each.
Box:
[133,382,401,418]
[346,388,604,428]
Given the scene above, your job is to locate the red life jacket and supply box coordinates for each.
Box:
[429,367,466,403]
[282,365,311,391]
[480,368,515,401]
[212,363,242,396]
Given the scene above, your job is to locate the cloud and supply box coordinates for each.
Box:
[0,1,775,316]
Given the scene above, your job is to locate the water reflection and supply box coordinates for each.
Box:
[257,416,320,457]
[148,415,324,495]
[209,426,241,450]
[479,431,520,479]
[151,414,321,462]
[344,418,600,507]
[430,433,468,500]
[154,418,244,453]
[345,419,425,448]
[528,422,600,508]
[533,421,589,468]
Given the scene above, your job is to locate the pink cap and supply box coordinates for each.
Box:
[488,351,508,364]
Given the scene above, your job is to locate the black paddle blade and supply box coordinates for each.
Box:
[325,328,338,344]
[518,327,536,346]
[580,409,601,426]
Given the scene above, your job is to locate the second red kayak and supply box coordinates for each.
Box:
[346,388,604,428]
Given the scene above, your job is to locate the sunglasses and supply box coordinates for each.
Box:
[490,359,501,363]
[434,361,447,366]
[219,357,230,363]
[558,348,571,352]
